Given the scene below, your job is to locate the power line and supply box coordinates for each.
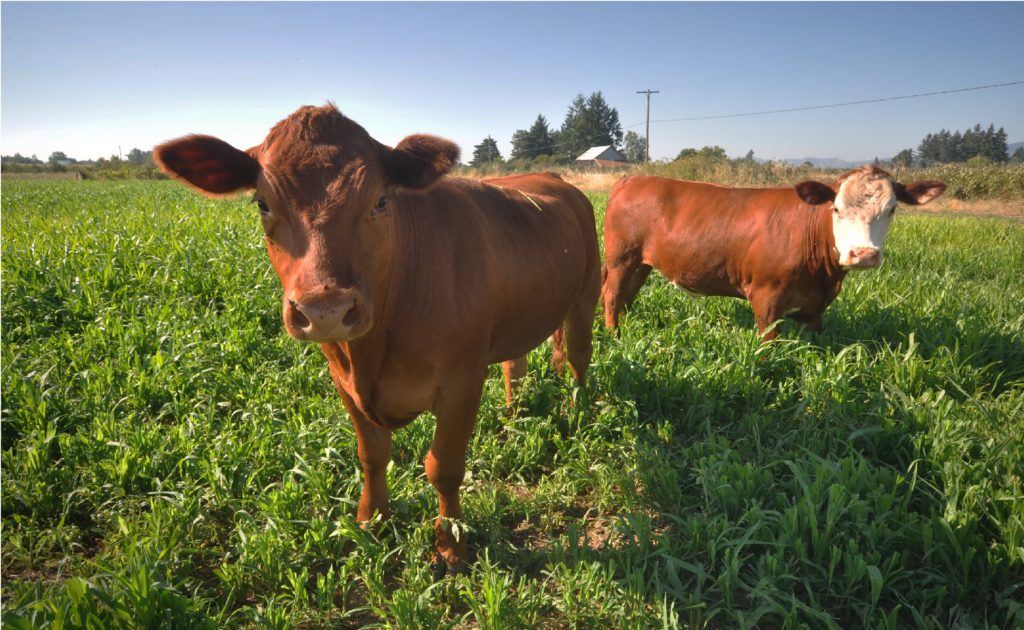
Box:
[623,80,1024,128]
[495,80,1023,159]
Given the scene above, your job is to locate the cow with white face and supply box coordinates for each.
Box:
[826,167,938,268]
[601,166,947,339]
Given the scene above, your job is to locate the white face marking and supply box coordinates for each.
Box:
[831,171,897,268]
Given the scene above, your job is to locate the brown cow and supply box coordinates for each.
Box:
[602,167,945,339]
[154,104,601,574]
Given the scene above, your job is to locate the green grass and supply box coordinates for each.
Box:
[3,180,1023,628]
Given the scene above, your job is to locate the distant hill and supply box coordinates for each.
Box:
[777,157,873,169]
[770,142,1022,166]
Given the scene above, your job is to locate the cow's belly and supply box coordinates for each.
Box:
[486,309,569,365]
[370,373,436,429]
[668,271,744,300]
[486,258,587,363]
[647,242,743,299]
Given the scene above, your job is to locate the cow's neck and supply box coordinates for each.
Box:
[807,204,845,280]
[321,214,405,424]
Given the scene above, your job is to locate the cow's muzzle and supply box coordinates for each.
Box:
[283,288,372,342]
[843,247,882,269]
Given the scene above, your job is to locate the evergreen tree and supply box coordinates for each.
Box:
[918,124,1012,164]
[556,92,624,160]
[585,92,623,148]
[990,125,1009,162]
[510,114,555,160]
[962,124,983,161]
[470,136,502,166]
[949,131,963,162]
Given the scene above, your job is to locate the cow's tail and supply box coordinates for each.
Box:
[598,263,608,313]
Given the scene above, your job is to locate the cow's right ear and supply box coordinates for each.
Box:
[794,181,836,205]
[154,135,260,197]
[383,134,460,190]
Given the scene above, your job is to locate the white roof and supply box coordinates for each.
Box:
[576,145,627,162]
[576,145,613,160]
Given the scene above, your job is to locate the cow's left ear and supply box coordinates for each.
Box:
[794,181,836,205]
[384,134,460,189]
[154,135,260,197]
[895,180,946,205]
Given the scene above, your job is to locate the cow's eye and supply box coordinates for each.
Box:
[375,196,388,211]
[832,206,840,214]
[256,199,270,215]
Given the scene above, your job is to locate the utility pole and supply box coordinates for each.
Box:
[636,89,659,162]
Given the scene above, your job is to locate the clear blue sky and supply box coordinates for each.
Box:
[3,2,1023,163]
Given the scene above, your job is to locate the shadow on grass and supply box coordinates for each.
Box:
[452,313,1023,627]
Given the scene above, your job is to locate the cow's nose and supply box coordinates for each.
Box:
[283,289,371,341]
[848,247,881,268]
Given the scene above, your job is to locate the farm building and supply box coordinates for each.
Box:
[575,145,629,167]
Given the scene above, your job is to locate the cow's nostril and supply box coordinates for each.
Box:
[289,302,311,330]
[342,301,362,327]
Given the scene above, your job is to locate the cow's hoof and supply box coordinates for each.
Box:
[431,553,468,580]
[430,557,448,581]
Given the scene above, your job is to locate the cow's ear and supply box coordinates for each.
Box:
[154,135,260,197]
[794,180,836,205]
[895,180,946,205]
[384,134,460,189]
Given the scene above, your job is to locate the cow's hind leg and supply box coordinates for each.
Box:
[602,257,652,328]
[555,266,601,387]
[502,356,527,407]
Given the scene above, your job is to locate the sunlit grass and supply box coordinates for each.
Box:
[3,180,1022,627]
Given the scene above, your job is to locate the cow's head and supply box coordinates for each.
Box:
[155,104,459,342]
[795,166,945,269]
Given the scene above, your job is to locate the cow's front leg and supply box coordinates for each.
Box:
[795,311,824,333]
[340,391,393,522]
[426,370,486,576]
[750,289,784,341]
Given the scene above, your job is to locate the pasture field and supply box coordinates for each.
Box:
[2,179,1023,628]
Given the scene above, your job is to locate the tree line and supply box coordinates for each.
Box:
[470,92,649,167]
[891,124,1021,167]
[7,114,1020,178]
[1,148,165,178]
